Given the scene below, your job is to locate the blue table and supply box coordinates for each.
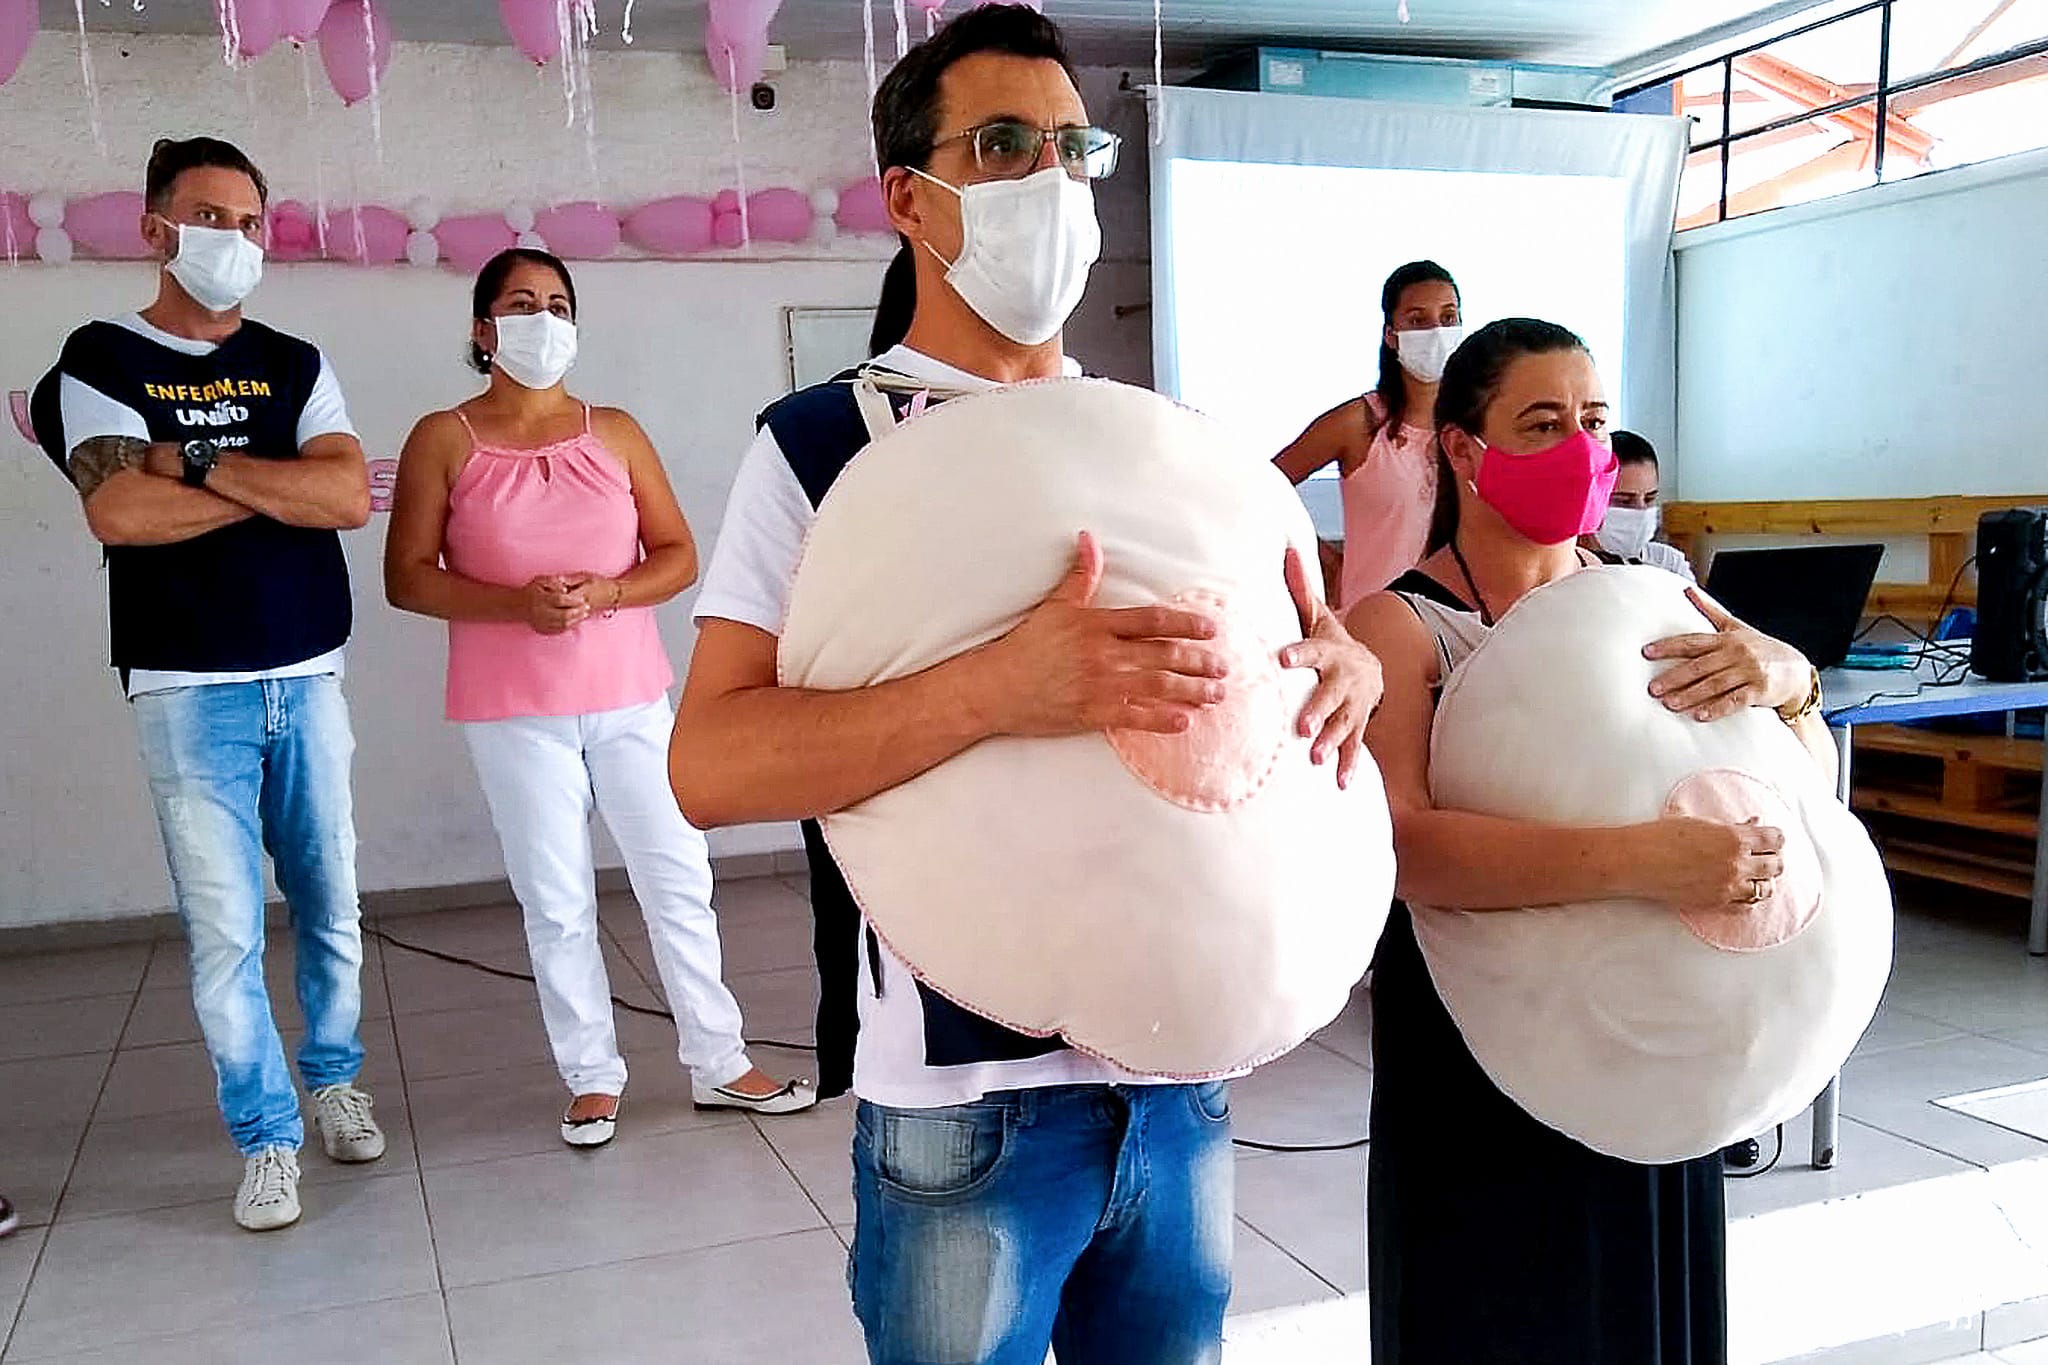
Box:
[1803,657,2048,1167]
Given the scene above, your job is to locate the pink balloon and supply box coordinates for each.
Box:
[498,0,561,65]
[435,215,518,274]
[747,188,813,243]
[711,189,741,216]
[534,201,620,259]
[0,0,36,87]
[704,20,768,93]
[707,0,781,38]
[908,0,945,11]
[318,0,391,106]
[277,0,333,42]
[65,192,151,259]
[834,177,891,235]
[323,204,408,263]
[712,209,746,250]
[0,193,32,259]
[219,0,284,59]
[621,197,714,255]
[266,200,323,261]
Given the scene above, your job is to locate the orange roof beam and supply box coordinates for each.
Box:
[1733,52,1937,162]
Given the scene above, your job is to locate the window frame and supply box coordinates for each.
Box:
[1620,0,2048,229]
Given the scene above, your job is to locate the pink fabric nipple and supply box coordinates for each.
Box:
[1664,768,1825,952]
[1107,590,1289,812]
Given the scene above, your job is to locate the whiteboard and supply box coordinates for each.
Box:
[785,306,877,389]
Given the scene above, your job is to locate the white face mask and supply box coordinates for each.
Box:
[1595,503,1660,560]
[914,165,1101,346]
[491,312,579,390]
[163,221,265,314]
[1394,324,1463,384]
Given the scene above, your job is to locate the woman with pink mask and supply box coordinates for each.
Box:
[1346,319,1828,1363]
[1275,260,1462,610]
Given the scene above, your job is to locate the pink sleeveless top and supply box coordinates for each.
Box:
[1337,392,1438,612]
[441,404,674,723]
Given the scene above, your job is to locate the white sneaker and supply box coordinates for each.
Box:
[311,1083,387,1163]
[234,1146,302,1232]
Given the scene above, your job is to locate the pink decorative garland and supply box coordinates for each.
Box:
[0,176,892,267]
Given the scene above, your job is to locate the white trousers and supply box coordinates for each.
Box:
[464,697,751,1096]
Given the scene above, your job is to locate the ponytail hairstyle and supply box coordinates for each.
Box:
[1375,259,1458,431]
[869,243,917,356]
[1424,317,1590,553]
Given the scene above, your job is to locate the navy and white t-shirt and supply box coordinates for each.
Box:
[46,313,357,694]
[694,345,1178,1110]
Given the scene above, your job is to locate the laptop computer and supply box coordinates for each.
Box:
[1702,544,1886,669]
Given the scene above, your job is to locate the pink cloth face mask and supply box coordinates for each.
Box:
[1474,430,1619,546]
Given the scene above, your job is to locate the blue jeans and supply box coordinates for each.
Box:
[850,1083,1234,1365]
[132,675,365,1155]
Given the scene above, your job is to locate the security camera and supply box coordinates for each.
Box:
[750,82,776,111]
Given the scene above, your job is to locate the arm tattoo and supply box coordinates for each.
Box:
[68,436,149,501]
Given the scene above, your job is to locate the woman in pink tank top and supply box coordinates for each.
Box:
[1274,261,1463,612]
[385,249,813,1147]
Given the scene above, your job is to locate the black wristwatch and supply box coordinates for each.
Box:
[180,439,221,487]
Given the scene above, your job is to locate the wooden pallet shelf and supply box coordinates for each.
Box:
[1850,723,2041,898]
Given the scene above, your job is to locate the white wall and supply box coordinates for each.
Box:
[1673,148,2048,502]
[0,36,1157,928]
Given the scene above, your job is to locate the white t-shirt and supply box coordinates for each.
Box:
[1640,539,1698,583]
[61,313,356,697]
[695,345,1174,1109]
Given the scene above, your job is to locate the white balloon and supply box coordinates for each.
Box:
[504,201,536,233]
[28,193,65,229]
[405,196,441,231]
[515,230,546,250]
[35,227,73,263]
[811,216,838,247]
[808,186,839,217]
[405,229,439,267]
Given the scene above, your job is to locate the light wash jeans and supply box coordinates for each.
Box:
[850,1082,1235,1365]
[132,674,366,1155]
[463,697,752,1097]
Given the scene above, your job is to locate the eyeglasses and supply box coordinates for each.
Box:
[930,121,1122,182]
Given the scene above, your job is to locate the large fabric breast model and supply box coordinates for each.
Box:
[1416,567,1893,1162]
[778,378,1393,1077]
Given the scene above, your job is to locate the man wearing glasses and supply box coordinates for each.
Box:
[32,137,381,1232]
[675,6,1382,1361]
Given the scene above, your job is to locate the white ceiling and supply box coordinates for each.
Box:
[50,0,1837,73]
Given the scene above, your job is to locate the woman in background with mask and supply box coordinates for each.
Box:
[386,248,813,1148]
[1275,260,1462,611]
[1588,429,1696,582]
[1346,319,1827,1363]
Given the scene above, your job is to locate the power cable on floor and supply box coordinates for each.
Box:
[1723,1124,1785,1180]
[367,923,1374,1153]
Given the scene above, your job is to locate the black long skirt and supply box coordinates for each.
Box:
[1367,907,1729,1365]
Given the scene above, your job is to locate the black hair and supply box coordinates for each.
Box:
[145,137,269,212]
[1375,260,1458,432]
[469,248,578,373]
[870,3,1079,174]
[1611,430,1658,467]
[1424,317,1590,553]
[869,245,918,356]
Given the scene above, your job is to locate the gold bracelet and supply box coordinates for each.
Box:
[1776,665,1823,724]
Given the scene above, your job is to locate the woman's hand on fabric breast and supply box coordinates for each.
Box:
[1642,587,1811,722]
[1279,545,1383,789]
[523,575,591,634]
[970,531,1232,738]
[1634,815,1786,910]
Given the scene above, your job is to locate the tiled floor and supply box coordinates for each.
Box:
[1,875,2046,1363]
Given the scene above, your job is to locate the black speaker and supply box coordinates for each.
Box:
[1971,509,2048,681]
